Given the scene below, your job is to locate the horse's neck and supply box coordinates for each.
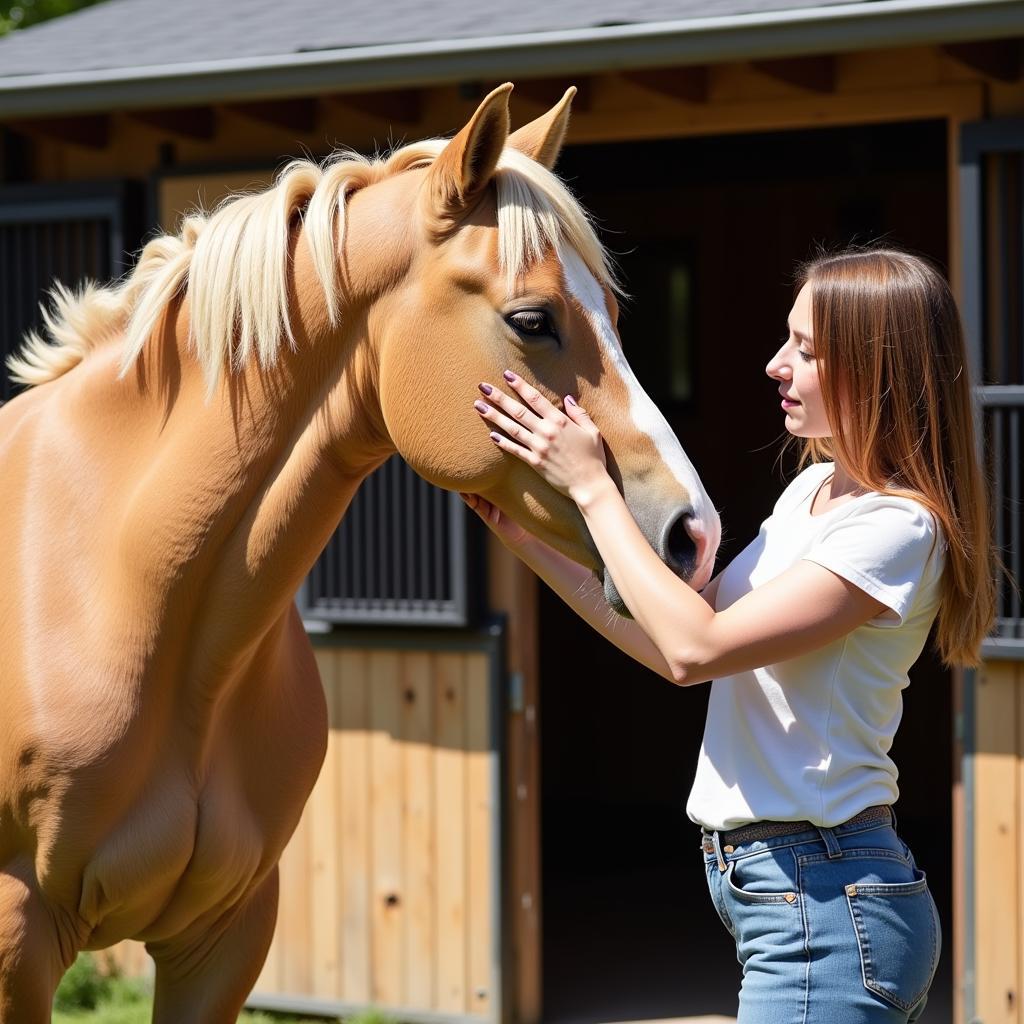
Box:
[108,302,390,680]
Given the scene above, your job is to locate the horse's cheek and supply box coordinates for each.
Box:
[376,342,504,492]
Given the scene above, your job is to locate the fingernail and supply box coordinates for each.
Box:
[503,370,517,382]
[478,382,492,395]
[489,432,501,443]
[473,400,489,413]
[565,394,577,406]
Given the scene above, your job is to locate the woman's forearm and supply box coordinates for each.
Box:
[571,475,716,683]
[510,536,677,682]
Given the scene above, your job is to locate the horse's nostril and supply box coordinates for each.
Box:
[665,510,698,580]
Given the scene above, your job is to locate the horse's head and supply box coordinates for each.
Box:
[359,84,720,606]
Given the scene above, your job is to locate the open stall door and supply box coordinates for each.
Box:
[957,117,1024,1024]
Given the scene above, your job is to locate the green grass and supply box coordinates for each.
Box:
[52,953,397,1024]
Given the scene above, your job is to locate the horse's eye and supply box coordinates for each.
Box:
[507,310,557,340]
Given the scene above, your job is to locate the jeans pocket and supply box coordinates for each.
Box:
[846,869,941,1011]
[724,852,799,905]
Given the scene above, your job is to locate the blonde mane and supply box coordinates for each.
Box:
[7,141,615,398]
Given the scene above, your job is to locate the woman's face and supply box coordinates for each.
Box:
[766,281,830,438]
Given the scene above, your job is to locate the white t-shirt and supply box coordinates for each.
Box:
[685,461,946,831]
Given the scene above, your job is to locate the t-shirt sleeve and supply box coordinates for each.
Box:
[802,497,941,626]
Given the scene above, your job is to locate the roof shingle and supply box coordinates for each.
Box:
[0,0,860,77]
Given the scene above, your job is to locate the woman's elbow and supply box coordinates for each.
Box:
[665,649,703,687]
[663,647,712,688]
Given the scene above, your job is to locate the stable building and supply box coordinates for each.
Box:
[0,1,1023,1022]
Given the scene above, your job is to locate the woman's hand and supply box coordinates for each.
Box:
[474,370,610,503]
[459,492,530,549]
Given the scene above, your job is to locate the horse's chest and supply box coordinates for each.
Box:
[135,677,327,940]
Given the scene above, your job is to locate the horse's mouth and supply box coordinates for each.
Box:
[599,568,633,618]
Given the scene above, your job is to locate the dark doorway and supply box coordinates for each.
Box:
[539,120,952,1023]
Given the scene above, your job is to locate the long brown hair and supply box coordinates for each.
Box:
[793,245,995,667]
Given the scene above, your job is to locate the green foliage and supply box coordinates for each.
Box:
[51,955,341,1022]
[0,0,109,36]
[52,953,148,1021]
[53,954,114,1012]
[344,1009,399,1024]
[50,955,398,1024]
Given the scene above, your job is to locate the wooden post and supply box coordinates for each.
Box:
[972,660,1022,1023]
[488,536,541,1024]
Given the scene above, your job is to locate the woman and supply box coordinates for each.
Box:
[463,246,996,1022]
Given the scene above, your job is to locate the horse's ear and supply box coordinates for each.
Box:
[427,82,513,217]
[507,87,576,170]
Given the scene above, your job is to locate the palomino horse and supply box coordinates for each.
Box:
[0,84,720,1020]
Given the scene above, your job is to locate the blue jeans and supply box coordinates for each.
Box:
[701,814,940,1023]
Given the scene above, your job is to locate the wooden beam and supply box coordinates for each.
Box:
[329,89,422,125]
[557,81,983,145]
[224,97,318,133]
[623,67,710,104]
[750,55,837,93]
[943,38,1023,83]
[516,77,591,112]
[11,114,109,150]
[129,106,215,141]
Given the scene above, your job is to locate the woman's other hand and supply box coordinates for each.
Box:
[474,370,610,504]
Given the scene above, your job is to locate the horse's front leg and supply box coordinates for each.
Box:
[0,856,84,1023]
[147,865,279,1024]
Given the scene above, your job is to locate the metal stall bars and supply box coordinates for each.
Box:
[0,181,142,403]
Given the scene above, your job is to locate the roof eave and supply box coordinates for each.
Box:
[0,0,1021,118]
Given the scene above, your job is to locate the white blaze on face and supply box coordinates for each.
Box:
[561,247,721,566]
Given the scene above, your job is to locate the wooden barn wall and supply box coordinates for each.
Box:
[967,659,1024,1024]
[108,644,498,1022]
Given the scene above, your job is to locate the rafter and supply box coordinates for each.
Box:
[329,89,422,125]
[223,98,318,133]
[515,77,592,112]
[12,114,110,150]
[942,39,1023,82]
[129,106,215,141]
[623,67,710,104]
[750,55,836,93]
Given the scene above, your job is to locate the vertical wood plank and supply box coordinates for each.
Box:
[434,652,468,1013]
[1017,661,1024,1024]
[253,902,282,992]
[952,666,967,1024]
[466,652,494,1017]
[401,651,435,1009]
[339,648,372,1003]
[310,649,341,996]
[103,941,151,980]
[974,661,1019,1024]
[277,795,312,993]
[370,650,404,1006]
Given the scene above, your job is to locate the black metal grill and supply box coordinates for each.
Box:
[960,121,1024,656]
[300,455,475,627]
[0,188,129,403]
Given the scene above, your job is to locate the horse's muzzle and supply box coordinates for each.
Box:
[600,504,712,616]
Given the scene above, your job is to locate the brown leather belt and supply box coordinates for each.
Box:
[701,804,893,854]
